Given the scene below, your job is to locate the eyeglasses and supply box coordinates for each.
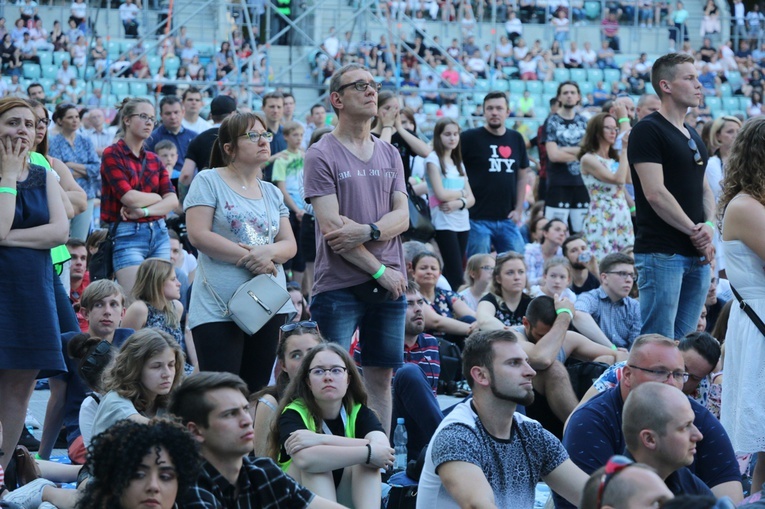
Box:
[596,455,634,508]
[603,126,618,132]
[130,113,158,126]
[240,131,274,143]
[280,320,318,333]
[605,271,636,280]
[480,265,495,271]
[627,364,689,383]
[308,366,348,378]
[336,80,382,93]
[688,138,704,166]
[37,118,51,126]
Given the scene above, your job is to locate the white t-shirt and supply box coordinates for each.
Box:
[182,116,212,134]
[119,3,139,22]
[425,151,469,232]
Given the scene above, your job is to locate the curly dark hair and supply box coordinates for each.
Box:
[76,419,200,509]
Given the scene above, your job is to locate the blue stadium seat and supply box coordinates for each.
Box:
[475,79,490,91]
[706,96,722,111]
[147,55,162,75]
[38,78,54,91]
[164,56,181,76]
[42,65,58,80]
[719,83,732,97]
[129,81,147,95]
[37,50,52,66]
[554,68,570,82]
[22,63,41,80]
[53,51,70,66]
[107,40,121,58]
[423,103,440,115]
[645,83,656,94]
[723,96,739,112]
[493,80,509,92]
[586,69,603,82]
[526,81,542,94]
[726,71,743,91]
[603,69,621,83]
[544,81,560,96]
[579,81,594,95]
[110,81,130,97]
[584,0,601,19]
[509,80,526,94]
[570,68,587,83]
[739,96,751,111]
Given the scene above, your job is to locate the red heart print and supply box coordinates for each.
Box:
[499,146,512,158]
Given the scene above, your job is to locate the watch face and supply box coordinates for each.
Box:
[370,224,381,240]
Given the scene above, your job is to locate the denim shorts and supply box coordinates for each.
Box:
[112,219,171,272]
[310,287,406,368]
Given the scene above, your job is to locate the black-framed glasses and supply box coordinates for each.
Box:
[688,138,703,166]
[308,366,348,378]
[596,455,634,508]
[130,113,158,126]
[480,265,495,271]
[337,80,382,93]
[37,117,51,126]
[627,364,689,383]
[280,320,318,333]
[241,131,274,143]
[605,271,636,280]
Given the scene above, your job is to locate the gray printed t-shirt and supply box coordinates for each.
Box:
[417,400,569,509]
[184,169,294,328]
[303,134,407,295]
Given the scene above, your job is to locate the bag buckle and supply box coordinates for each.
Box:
[247,290,273,315]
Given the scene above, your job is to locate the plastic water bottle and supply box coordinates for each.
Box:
[393,418,408,472]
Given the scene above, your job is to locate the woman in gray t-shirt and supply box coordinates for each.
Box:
[185,111,296,391]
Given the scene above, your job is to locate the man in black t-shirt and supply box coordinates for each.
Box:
[462,91,529,257]
[178,95,237,193]
[627,53,714,340]
[562,235,600,294]
[544,81,589,234]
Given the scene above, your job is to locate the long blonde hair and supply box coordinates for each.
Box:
[132,258,179,328]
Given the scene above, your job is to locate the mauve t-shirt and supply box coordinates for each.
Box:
[304,133,407,295]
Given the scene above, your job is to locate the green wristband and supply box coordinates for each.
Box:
[0,187,18,196]
[556,308,573,318]
[629,206,636,213]
[618,117,630,124]
[705,220,715,229]
[611,344,618,351]
[372,264,386,280]
[142,207,149,217]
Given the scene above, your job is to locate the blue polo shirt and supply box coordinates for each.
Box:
[554,383,740,509]
[145,124,198,179]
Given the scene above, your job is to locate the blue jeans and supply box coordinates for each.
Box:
[112,219,171,272]
[392,364,444,462]
[310,288,406,368]
[635,252,710,339]
[467,218,525,257]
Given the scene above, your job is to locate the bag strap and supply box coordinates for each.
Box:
[197,178,276,318]
[731,285,765,337]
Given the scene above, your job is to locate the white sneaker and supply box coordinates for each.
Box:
[3,479,55,509]
[25,410,41,429]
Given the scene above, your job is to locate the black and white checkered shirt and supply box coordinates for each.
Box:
[177,456,315,509]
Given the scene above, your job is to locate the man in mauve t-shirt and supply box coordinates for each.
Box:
[303,63,408,434]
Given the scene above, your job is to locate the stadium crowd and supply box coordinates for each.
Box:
[3,1,765,509]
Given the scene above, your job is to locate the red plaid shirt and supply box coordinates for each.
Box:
[100,139,175,224]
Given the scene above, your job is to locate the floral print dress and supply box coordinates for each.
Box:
[581,155,634,262]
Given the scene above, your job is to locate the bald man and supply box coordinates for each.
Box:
[554,334,742,508]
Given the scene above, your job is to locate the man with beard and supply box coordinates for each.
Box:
[562,234,600,295]
[416,330,588,509]
[544,81,589,234]
[461,91,529,257]
[573,253,642,349]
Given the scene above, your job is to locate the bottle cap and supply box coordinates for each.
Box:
[397,417,405,424]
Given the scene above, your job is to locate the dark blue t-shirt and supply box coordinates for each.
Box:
[59,328,133,445]
[554,383,739,509]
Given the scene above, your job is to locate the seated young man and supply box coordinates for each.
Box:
[38,280,133,462]
[170,372,344,509]
[66,238,90,332]
[416,330,588,508]
[573,252,641,349]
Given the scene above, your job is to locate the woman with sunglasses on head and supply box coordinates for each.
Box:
[185,111,296,392]
[49,103,101,241]
[269,343,393,509]
[100,98,178,296]
[251,321,323,456]
[577,112,634,263]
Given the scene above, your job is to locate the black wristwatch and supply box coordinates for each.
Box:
[369,223,381,241]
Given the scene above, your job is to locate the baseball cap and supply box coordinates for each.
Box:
[210,95,237,117]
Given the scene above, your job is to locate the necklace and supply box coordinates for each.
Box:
[229,164,249,190]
